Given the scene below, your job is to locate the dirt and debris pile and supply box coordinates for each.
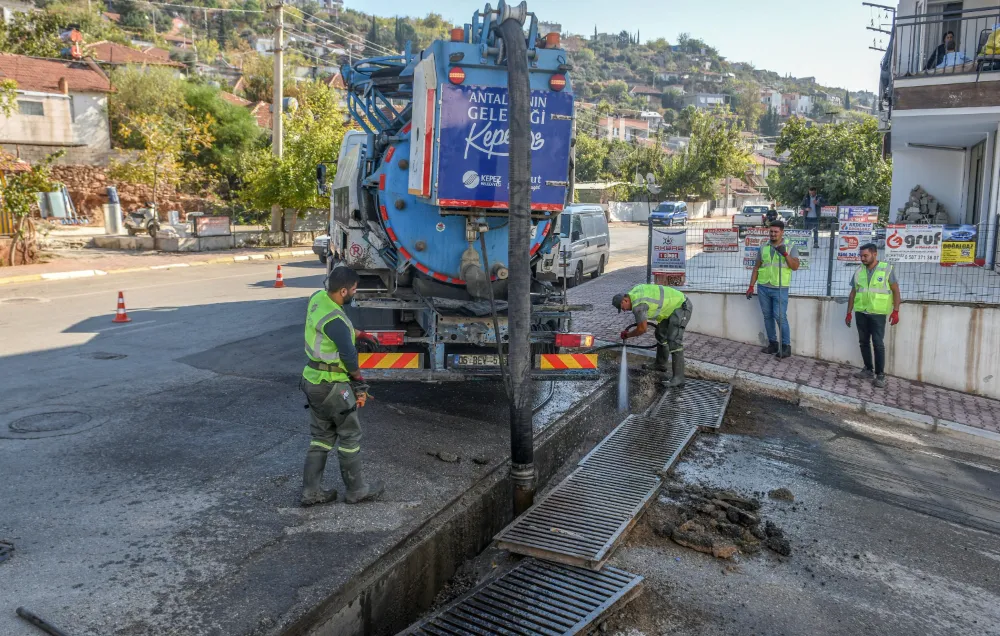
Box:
[647,480,792,560]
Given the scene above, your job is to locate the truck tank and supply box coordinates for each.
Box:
[322,1,595,381]
[327,0,574,301]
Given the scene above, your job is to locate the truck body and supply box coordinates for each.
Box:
[323,1,596,381]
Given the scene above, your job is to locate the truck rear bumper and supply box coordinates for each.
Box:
[359,368,600,382]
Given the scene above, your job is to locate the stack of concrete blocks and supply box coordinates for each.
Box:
[897,186,950,224]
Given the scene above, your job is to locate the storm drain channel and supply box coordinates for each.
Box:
[495,379,731,570]
[405,380,732,635]
[403,559,643,636]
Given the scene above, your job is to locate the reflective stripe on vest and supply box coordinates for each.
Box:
[854,262,893,315]
[303,291,355,383]
[627,283,685,322]
[758,242,792,288]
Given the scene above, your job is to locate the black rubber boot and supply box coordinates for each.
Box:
[665,352,685,388]
[761,341,779,354]
[339,454,385,504]
[777,344,792,359]
[300,449,337,507]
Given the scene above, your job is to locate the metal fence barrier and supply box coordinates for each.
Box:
[644,219,1000,305]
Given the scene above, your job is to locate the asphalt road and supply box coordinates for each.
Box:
[0,258,601,635]
[606,392,1000,635]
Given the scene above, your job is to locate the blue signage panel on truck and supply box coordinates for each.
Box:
[436,84,573,211]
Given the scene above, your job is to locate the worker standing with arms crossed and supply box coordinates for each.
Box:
[845,243,901,389]
[747,220,800,358]
[612,283,693,387]
[300,266,384,506]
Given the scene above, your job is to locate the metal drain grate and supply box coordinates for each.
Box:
[403,558,643,636]
[494,464,661,570]
[576,415,697,477]
[650,379,732,429]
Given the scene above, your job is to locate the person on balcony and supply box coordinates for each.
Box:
[925,31,954,70]
[936,39,971,69]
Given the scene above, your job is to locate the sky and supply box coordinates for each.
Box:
[348,0,892,93]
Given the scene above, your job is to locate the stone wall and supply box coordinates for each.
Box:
[48,165,215,225]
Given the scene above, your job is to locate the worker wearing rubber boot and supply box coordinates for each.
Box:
[300,265,384,507]
[612,284,692,387]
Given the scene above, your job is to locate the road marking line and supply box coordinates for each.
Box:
[99,319,157,332]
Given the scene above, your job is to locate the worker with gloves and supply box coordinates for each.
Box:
[845,243,902,389]
[612,284,692,387]
[747,220,800,359]
[299,265,384,507]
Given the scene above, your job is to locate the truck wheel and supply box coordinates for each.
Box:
[319,253,328,265]
[591,256,604,279]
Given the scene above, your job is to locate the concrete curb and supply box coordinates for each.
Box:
[0,249,313,286]
[686,359,1000,447]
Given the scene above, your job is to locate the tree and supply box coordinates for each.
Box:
[574,134,610,182]
[0,11,63,57]
[661,109,752,199]
[239,52,274,103]
[673,105,697,136]
[182,83,264,177]
[729,79,765,131]
[759,107,781,137]
[237,81,347,243]
[767,116,890,214]
[603,79,628,102]
[844,90,852,111]
[0,151,60,266]
[365,16,384,55]
[108,111,214,212]
[0,79,16,118]
[108,66,187,149]
[661,88,684,111]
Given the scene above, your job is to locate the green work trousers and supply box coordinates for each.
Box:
[301,379,362,459]
[654,300,692,370]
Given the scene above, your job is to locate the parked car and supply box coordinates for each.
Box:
[313,234,330,264]
[649,201,688,226]
[535,204,611,287]
[733,205,770,228]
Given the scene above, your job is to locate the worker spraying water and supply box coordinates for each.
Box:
[612,283,693,388]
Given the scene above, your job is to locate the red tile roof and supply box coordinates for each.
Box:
[142,47,172,62]
[220,91,251,107]
[250,102,272,129]
[0,53,111,94]
[324,72,345,89]
[753,153,780,167]
[86,41,183,67]
[630,84,661,95]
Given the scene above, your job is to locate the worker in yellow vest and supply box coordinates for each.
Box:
[846,243,901,389]
[612,283,693,387]
[747,220,800,359]
[300,266,383,506]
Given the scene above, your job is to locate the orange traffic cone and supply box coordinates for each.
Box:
[112,291,131,323]
[274,264,285,288]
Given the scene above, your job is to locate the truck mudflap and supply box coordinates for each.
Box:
[356,353,599,381]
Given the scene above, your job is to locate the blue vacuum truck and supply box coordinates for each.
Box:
[317,1,597,381]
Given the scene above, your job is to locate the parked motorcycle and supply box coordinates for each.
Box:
[124,204,160,237]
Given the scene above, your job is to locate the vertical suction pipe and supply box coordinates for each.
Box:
[498,11,535,516]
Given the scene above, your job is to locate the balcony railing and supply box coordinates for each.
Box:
[893,5,1000,79]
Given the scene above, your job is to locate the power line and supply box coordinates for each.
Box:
[284,6,395,56]
[140,1,264,13]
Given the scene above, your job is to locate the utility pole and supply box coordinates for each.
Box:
[271,1,285,234]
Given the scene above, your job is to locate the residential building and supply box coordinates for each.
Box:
[884,0,1000,266]
[598,116,649,142]
[656,71,687,84]
[85,41,184,70]
[681,92,730,110]
[639,111,663,132]
[782,92,812,116]
[254,36,275,57]
[629,84,662,105]
[760,87,784,115]
[1,0,33,23]
[537,21,562,35]
[0,54,112,164]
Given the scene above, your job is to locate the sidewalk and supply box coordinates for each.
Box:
[0,247,315,285]
[569,265,1000,440]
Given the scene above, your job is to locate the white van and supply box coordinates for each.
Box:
[536,205,611,287]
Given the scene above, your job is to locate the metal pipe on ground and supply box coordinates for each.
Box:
[498,11,535,516]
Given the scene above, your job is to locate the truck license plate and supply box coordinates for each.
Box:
[450,354,504,368]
